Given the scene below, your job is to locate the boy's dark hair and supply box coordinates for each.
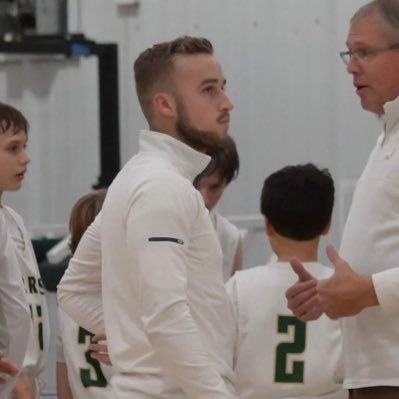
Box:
[260,163,334,241]
[134,36,213,121]
[69,189,107,254]
[0,102,29,135]
[195,135,239,185]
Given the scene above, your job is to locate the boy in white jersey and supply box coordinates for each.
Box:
[57,189,113,399]
[227,164,345,399]
[0,102,50,398]
[0,211,31,397]
[195,136,242,281]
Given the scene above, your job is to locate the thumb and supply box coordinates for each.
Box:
[290,257,315,282]
[326,245,348,271]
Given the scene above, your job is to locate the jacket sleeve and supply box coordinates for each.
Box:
[372,267,399,317]
[225,276,240,368]
[126,177,238,399]
[57,213,104,334]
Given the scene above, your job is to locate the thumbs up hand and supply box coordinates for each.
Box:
[318,245,378,319]
[286,258,323,322]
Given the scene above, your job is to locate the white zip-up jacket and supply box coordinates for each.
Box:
[59,130,238,399]
[339,96,399,388]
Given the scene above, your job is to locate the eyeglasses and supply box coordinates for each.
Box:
[339,44,399,65]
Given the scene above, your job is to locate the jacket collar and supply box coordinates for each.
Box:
[383,95,399,135]
[139,130,211,182]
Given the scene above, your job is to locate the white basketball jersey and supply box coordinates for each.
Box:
[227,262,345,399]
[210,211,241,281]
[2,206,50,396]
[58,308,113,399]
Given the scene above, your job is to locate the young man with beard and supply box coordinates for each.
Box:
[286,1,399,398]
[58,36,239,399]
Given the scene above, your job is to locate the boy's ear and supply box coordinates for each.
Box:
[265,217,275,237]
[153,92,176,118]
[321,219,331,236]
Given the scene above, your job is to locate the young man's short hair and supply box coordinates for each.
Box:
[134,36,213,120]
[0,102,29,135]
[194,135,239,186]
[260,163,334,241]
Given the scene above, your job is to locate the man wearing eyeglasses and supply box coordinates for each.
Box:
[286,1,399,398]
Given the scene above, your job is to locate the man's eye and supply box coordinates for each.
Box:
[7,145,19,153]
[357,49,370,59]
[204,86,216,94]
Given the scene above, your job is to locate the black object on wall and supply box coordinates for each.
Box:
[31,238,69,292]
[0,34,121,188]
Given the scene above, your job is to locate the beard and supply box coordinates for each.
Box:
[175,101,227,151]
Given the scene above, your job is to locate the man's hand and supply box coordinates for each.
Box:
[286,258,323,321]
[0,352,19,384]
[318,245,379,318]
[89,333,112,366]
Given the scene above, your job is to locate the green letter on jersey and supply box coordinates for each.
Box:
[78,327,108,388]
[275,315,306,383]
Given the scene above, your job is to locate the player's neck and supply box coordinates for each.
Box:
[277,252,318,263]
[271,236,320,263]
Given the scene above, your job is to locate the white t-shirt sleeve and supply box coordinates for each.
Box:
[57,213,104,334]
[126,178,238,399]
[372,267,399,317]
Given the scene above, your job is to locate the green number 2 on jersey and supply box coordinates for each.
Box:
[78,327,108,388]
[275,315,306,383]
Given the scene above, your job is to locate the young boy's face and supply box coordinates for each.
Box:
[196,170,227,210]
[0,128,30,195]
